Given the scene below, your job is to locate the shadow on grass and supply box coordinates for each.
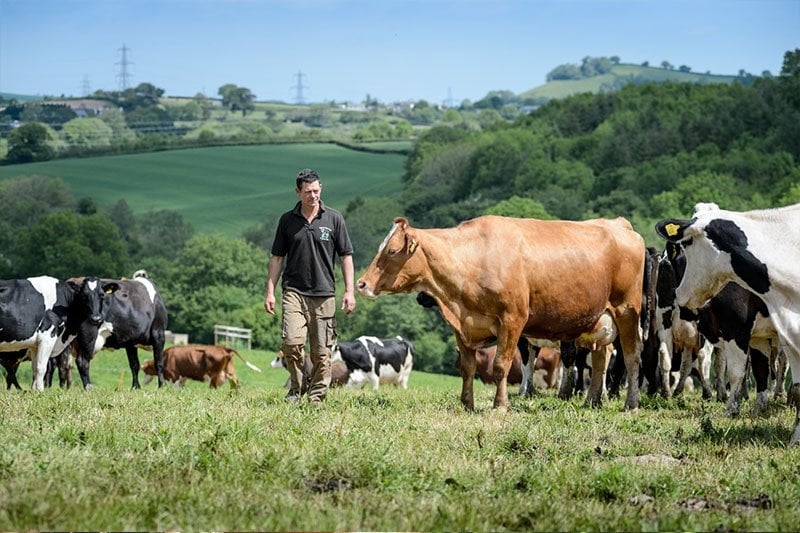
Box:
[687,416,792,447]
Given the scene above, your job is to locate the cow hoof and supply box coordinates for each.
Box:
[790,427,800,447]
[623,400,639,411]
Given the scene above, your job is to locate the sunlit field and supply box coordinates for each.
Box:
[1,348,799,531]
[0,143,405,236]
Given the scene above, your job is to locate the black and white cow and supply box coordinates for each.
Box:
[654,243,714,399]
[0,276,104,390]
[651,240,781,414]
[656,202,800,445]
[331,335,414,390]
[74,270,168,389]
[685,280,778,416]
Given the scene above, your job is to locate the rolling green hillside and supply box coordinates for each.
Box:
[0,143,406,236]
[519,63,741,101]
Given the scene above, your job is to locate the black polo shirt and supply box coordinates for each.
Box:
[271,201,353,297]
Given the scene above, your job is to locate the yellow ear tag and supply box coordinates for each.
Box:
[408,240,418,254]
[665,223,680,237]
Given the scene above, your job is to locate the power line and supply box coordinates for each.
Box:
[116,44,134,90]
[291,70,308,104]
[81,75,91,97]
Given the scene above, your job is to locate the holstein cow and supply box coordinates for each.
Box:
[74,270,168,389]
[654,243,714,399]
[653,241,781,412]
[331,335,415,390]
[690,281,779,416]
[0,276,104,390]
[656,202,800,445]
[142,344,261,388]
[357,215,645,411]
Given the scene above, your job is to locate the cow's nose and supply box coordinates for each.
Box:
[357,280,366,290]
[90,314,102,325]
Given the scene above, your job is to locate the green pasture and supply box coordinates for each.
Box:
[0,143,406,236]
[520,63,740,101]
[2,351,800,531]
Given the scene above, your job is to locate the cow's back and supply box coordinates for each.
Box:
[447,216,644,338]
[0,278,51,343]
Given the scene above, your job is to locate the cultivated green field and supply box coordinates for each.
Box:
[0,143,406,236]
[2,352,799,531]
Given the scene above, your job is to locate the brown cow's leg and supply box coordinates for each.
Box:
[584,346,612,408]
[456,338,476,411]
[492,337,519,411]
[226,360,239,389]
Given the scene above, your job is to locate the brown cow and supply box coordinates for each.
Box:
[357,215,645,411]
[142,344,261,388]
[455,345,523,385]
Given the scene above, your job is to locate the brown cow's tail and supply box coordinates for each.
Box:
[231,348,262,372]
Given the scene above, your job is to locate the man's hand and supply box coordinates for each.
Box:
[342,291,356,315]
[264,293,276,315]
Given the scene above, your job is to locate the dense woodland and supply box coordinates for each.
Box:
[0,50,798,375]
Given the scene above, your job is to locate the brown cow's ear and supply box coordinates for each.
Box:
[394,216,409,228]
[406,229,419,254]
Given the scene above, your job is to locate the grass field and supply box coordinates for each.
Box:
[519,63,740,101]
[0,143,406,236]
[2,350,799,531]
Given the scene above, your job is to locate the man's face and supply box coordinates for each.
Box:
[297,181,321,210]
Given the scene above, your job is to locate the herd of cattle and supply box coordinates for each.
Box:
[356,202,800,446]
[2,202,799,444]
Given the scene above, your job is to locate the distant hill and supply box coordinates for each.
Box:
[0,92,44,103]
[519,63,742,102]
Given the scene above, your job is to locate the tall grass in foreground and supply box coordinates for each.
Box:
[1,353,799,531]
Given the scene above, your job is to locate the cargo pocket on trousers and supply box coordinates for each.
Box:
[326,318,337,349]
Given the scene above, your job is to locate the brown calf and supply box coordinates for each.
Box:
[142,344,260,388]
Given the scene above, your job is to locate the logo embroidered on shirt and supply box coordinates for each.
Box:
[319,226,332,241]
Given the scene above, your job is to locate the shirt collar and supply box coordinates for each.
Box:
[292,201,326,218]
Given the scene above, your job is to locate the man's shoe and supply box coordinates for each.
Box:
[285,390,300,404]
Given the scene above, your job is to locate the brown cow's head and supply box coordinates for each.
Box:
[357,216,424,297]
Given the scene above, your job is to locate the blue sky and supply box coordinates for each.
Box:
[0,0,797,104]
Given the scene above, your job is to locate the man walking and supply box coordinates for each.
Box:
[264,168,355,404]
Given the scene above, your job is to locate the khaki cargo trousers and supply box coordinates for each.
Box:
[280,290,336,403]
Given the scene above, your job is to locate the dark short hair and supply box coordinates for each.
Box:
[296,168,320,189]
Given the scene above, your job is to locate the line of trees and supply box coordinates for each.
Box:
[347,49,799,252]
